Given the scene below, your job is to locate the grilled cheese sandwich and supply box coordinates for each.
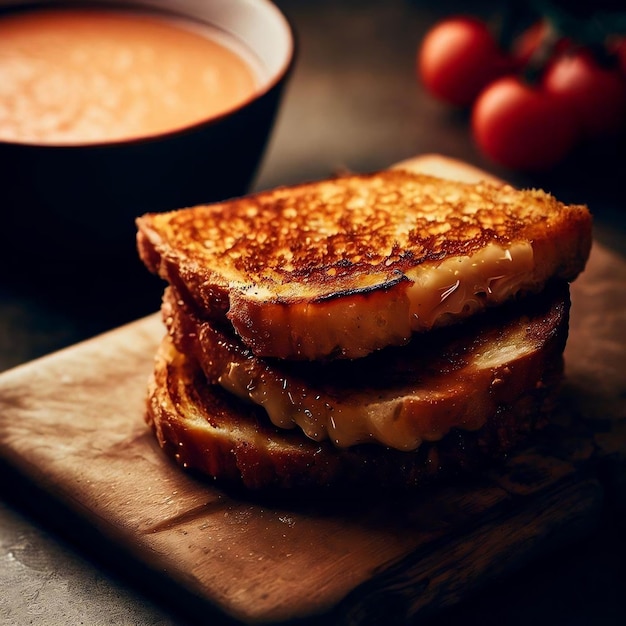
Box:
[137,162,592,490]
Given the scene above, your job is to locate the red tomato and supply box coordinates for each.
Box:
[418,16,513,107]
[472,76,579,170]
[542,51,626,138]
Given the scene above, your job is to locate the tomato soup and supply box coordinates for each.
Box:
[0,7,260,144]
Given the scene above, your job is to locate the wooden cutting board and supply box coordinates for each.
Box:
[0,155,623,625]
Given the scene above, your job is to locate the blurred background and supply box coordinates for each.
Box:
[0,1,625,624]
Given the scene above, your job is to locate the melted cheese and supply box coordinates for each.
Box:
[219,322,536,451]
[407,241,534,329]
[218,243,541,450]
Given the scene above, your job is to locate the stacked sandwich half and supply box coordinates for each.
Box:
[136,169,592,490]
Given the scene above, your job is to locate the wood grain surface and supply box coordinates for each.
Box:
[0,156,623,625]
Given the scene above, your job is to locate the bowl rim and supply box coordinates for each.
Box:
[0,0,296,150]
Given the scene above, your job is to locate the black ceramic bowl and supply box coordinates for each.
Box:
[0,0,294,276]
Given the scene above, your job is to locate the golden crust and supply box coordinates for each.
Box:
[137,170,591,359]
[138,170,590,296]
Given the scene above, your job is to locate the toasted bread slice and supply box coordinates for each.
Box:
[137,170,591,360]
[161,282,569,454]
[147,316,564,492]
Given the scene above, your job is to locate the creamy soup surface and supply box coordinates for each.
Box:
[0,8,260,144]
